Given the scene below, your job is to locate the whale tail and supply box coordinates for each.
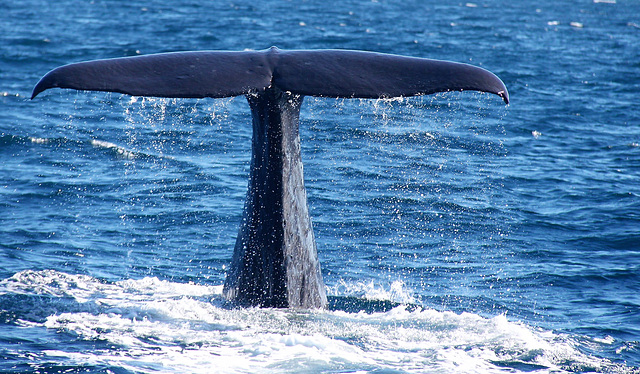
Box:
[32,47,509,309]
[32,47,509,104]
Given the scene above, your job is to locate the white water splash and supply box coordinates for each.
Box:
[0,270,629,374]
[329,278,417,304]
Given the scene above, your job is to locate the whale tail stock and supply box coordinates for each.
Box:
[32,47,509,309]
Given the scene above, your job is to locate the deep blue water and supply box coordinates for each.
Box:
[1,0,639,373]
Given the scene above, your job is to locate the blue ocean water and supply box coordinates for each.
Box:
[1,0,639,372]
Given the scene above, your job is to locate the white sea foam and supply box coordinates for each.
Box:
[0,270,630,374]
[90,139,136,159]
[29,136,49,144]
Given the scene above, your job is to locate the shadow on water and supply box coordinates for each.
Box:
[327,295,420,314]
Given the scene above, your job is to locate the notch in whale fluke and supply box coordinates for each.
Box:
[31,47,509,104]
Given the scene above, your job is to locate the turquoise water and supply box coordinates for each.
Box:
[1,0,639,372]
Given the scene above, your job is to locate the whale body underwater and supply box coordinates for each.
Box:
[32,46,509,309]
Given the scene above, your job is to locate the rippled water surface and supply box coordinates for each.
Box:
[1,0,639,373]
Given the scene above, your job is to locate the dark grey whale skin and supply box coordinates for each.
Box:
[32,47,508,309]
[224,89,326,308]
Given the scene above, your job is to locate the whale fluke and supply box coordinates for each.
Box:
[32,50,273,100]
[32,47,508,103]
[32,47,509,309]
[273,49,509,102]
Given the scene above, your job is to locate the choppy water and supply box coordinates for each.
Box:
[1,0,639,373]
